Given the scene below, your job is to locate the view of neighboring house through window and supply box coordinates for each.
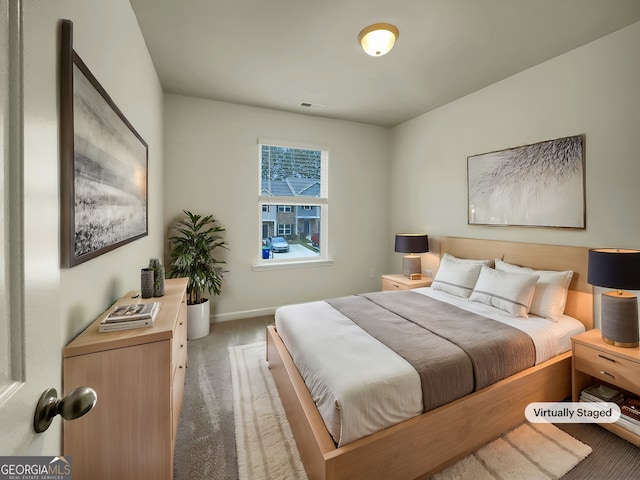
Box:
[259,139,328,262]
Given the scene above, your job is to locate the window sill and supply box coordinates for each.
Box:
[252,258,334,272]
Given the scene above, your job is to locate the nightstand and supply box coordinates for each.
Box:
[572,328,640,446]
[381,274,432,291]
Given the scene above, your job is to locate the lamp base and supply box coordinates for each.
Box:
[602,337,639,348]
[601,291,639,348]
[402,255,421,277]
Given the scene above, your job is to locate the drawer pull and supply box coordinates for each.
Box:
[392,284,400,288]
[598,354,616,363]
[600,370,615,379]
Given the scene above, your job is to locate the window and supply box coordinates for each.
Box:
[277,224,292,236]
[259,139,328,264]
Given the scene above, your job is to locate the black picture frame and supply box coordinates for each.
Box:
[60,20,148,267]
[467,134,586,229]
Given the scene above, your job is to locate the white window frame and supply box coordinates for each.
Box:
[254,138,332,270]
[277,224,292,236]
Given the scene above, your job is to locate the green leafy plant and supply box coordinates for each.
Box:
[168,210,228,305]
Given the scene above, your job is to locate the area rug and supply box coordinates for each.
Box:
[229,342,308,480]
[433,422,592,480]
[229,342,592,480]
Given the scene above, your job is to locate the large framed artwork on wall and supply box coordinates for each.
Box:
[60,20,148,267]
[467,134,585,229]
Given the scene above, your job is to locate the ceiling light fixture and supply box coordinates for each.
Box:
[358,23,399,57]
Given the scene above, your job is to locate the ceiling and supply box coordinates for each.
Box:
[129,0,640,128]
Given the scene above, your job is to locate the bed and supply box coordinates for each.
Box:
[266,237,593,480]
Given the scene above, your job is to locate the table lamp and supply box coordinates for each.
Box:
[395,234,429,277]
[587,248,640,347]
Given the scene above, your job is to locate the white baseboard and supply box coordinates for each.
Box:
[211,306,277,323]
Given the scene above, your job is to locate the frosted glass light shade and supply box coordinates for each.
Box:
[358,23,399,57]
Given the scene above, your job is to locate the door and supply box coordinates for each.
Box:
[0,0,61,454]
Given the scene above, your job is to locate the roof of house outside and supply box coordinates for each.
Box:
[261,177,320,197]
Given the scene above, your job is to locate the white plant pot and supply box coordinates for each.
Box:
[187,299,210,340]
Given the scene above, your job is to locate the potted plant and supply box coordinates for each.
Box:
[168,210,228,339]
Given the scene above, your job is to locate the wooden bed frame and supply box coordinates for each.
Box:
[266,237,593,480]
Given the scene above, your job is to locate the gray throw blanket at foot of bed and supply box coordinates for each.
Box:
[326,291,535,412]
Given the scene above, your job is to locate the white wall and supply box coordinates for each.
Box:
[25,0,163,343]
[24,2,164,349]
[163,96,391,320]
[389,21,640,279]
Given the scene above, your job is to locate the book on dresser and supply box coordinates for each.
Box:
[579,383,624,404]
[620,398,640,427]
[618,404,640,436]
[580,384,640,435]
[99,302,160,332]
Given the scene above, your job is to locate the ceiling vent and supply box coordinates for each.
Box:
[298,101,326,110]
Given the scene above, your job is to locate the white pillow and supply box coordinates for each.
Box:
[469,265,539,317]
[494,259,573,319]
[432,254,491,298]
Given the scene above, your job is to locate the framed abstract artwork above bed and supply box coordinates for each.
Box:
[467,134,585,229]
[60,19,148,267]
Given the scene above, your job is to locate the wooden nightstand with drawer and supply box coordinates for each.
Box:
[381,274,432,291]
[572,328,640,446]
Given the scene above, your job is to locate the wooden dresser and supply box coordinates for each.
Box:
[63,277,188,479]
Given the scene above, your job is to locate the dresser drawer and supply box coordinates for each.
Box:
[172,336,187,379]
[171,295,187,375]
[172,316,187,373]
[382,278,410,291]
[171,355,187,445]
[574,343,640,395]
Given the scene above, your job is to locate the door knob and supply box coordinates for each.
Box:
[33,386,97,433]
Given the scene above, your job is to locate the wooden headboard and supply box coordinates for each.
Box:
[439,237,593,330]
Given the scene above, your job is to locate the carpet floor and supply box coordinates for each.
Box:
[173,317,640,480]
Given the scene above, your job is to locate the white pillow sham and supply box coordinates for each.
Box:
[431,253,491,298]
[494,259,573,319]
[469,265,539,317]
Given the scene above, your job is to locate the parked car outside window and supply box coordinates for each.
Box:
[270,236,290,253]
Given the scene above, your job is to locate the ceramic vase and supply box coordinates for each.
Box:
[141,268,154,298]
[149,258,165,297]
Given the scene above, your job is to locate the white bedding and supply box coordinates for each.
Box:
[413,288,585,364]
[275,300,423,447]
[274,288,585,447]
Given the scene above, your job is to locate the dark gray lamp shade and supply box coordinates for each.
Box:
[587,249,640,290]
[394,234,429,254]
[588,248,640,348]
[395,234,429,277]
